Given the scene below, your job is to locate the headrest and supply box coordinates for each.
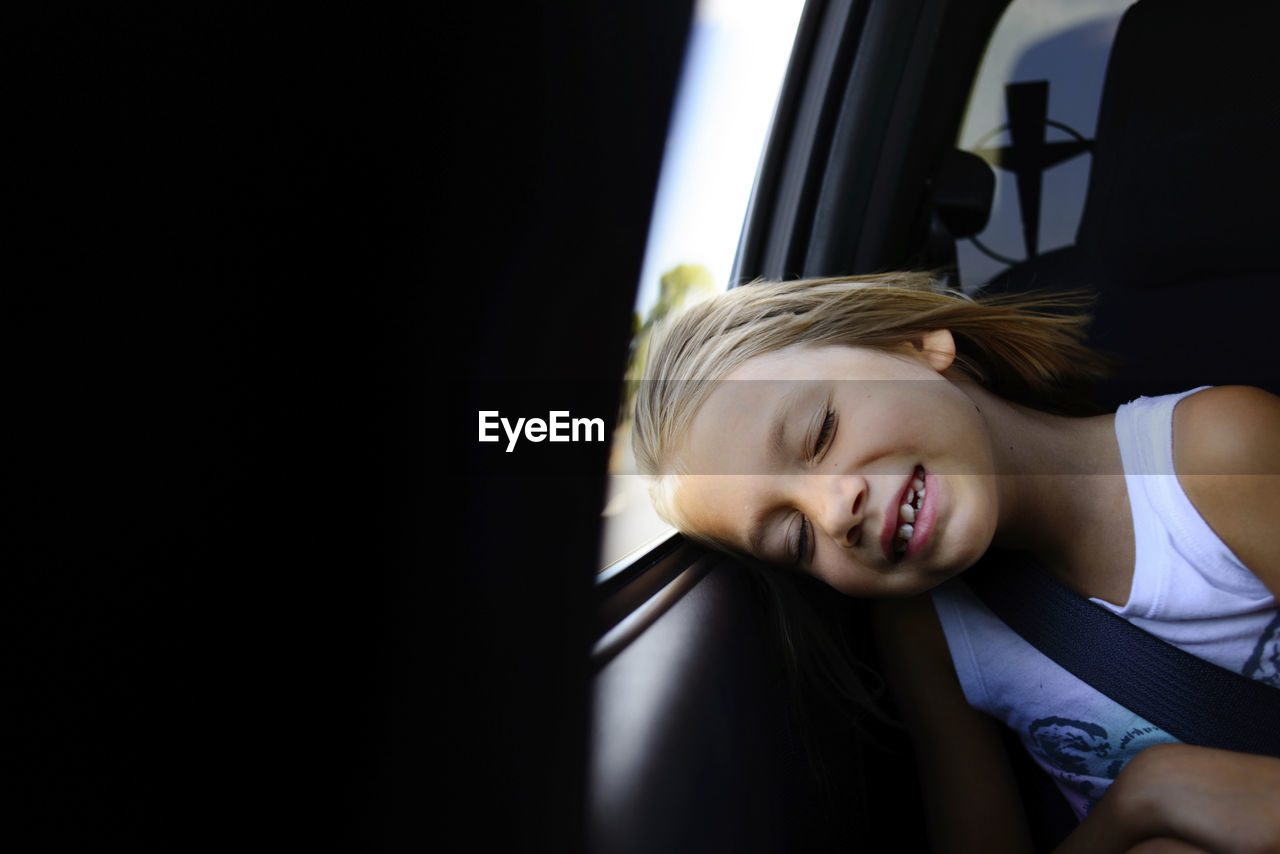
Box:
[1075,0,1280,287]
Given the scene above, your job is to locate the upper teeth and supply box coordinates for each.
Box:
[895,470,925,548]
[897,498,920,536]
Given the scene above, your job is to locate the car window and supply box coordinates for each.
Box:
[598,0,807,570]
[954,0,1133,290]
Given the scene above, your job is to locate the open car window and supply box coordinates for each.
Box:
[598,0,807,570]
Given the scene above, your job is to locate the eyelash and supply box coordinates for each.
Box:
[813,409,836,460]
[793,407,837,565]
[794,518,812,567]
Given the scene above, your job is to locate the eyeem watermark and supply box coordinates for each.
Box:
[478,410,606,453]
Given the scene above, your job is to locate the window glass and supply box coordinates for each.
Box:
[955,0,1133,290]
[598,0,807,570]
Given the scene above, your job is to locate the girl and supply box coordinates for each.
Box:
[631,272,1280,854]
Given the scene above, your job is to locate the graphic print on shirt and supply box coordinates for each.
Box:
[1025,716,1168,814]
[1244,612,1280,687]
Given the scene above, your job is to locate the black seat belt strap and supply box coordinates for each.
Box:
[965,550,1280,758]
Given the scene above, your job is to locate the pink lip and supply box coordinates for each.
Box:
[880,471,916,563]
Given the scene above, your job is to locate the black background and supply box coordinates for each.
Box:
[12,2,692,850]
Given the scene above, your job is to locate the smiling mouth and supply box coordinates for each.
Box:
[892,466,926,558]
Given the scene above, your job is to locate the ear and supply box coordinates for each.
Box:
[904,329,955,373]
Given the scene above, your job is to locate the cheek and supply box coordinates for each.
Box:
[836,400,916,460]
[861,385,986,463]
[947,476,1000,563]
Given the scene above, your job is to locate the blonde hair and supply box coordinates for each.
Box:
[632,271,1112,530]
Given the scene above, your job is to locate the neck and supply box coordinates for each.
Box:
[956,381,1130,597]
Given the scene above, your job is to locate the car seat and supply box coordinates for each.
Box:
[982,0,1280,410]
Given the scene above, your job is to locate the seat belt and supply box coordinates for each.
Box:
[965,549,1280,758]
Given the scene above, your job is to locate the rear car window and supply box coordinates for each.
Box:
[955,0,1132,289]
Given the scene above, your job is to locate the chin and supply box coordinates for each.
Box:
[952,488,999,564]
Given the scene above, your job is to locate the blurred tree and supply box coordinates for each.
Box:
[620,263,715,422]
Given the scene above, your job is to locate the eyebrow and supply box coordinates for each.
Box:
[768,383,807,457]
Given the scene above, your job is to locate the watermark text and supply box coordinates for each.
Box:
[478,410,605,453]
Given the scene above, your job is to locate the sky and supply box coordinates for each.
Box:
[633,0,807,317]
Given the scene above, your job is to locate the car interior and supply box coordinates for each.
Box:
[18,0,1278,850]
[589,0,1280,852]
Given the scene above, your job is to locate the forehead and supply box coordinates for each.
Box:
[676,344,890,474]
[722,343,877,381]
[678,361,815,475]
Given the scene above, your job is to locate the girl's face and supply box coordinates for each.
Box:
[672,335,1000,597]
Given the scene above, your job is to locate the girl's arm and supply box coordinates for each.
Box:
[1054,386,1280,853]
[1098,384,1280,852]
[875,595,1280,854]
[872,595,1036,854]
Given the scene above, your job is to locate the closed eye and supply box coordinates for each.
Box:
[789,514,812,568]
[814,409,835,456]
[791,400,836,566]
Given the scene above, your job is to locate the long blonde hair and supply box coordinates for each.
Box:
[632,271,1112,529]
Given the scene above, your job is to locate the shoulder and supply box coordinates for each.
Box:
[1173,385,1280,475]
[1172,385,1280,596]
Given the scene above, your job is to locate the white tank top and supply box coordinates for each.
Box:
[930,387,1279,819]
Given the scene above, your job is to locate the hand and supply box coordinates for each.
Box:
[1113,742,1280,854]
[1054,743,1280,854]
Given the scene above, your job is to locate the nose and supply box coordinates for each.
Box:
[813,474,866,548]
